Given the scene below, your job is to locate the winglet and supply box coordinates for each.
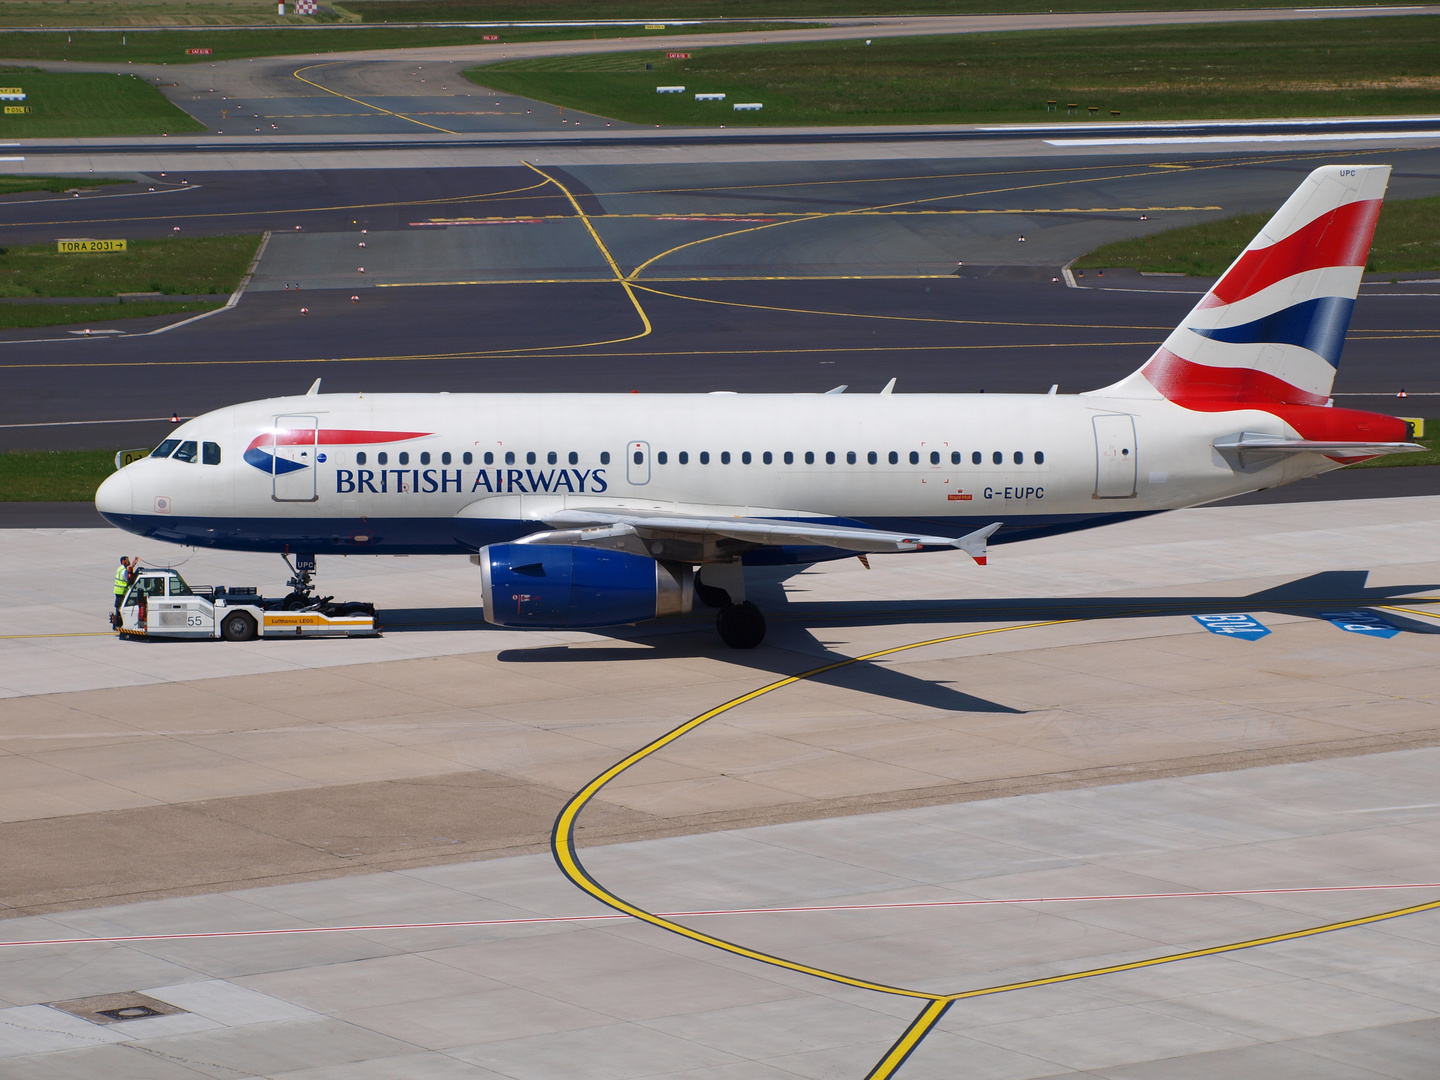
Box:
[306,378,322,396]
[880,377,897,395]
[952,522,1002,564]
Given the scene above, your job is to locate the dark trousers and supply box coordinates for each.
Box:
[114,593,124,613]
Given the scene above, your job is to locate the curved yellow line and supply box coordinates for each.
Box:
[551,622,1070,1001]
[292,61,460,135]
[551,607,1440,1079]
[522,162,653,344]
[631,282,1171,332]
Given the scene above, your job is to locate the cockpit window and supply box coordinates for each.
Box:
[172,441,199,463]
[150,439,181,459]
[203,441,221,465]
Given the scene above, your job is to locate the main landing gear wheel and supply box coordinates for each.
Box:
[221,611,258,642]
[716,601,766,649]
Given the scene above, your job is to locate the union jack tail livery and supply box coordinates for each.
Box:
[1107,165,1390,410]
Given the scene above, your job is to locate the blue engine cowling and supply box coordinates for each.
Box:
[477,544,693,628]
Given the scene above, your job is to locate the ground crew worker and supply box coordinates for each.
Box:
[113,556,137,621]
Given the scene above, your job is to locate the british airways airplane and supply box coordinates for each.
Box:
[96,165,1420,647]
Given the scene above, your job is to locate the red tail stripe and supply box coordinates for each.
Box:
[1142,350,1328,408]
[1210,199,1381,306]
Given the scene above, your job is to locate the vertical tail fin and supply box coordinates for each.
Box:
[1091,165,1390,408]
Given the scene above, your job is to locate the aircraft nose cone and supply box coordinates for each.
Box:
[95,469,133,519]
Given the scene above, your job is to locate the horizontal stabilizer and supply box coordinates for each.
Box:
[1214,432,1425,461]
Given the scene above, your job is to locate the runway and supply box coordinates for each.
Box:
[2,150,1439,453]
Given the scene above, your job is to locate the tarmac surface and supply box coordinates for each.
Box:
[3,33,1440,1073]
[1,494,1438,1077]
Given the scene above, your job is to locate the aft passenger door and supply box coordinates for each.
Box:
[272,414,318,502]
[1093,414,1137,498]
[627,440,650,486]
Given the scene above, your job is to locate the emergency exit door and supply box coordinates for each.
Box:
[627,440,651,486]
[272,414,318,502]
[1093,414,1137,498]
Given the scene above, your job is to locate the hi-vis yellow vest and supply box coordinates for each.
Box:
[114,565,130,596]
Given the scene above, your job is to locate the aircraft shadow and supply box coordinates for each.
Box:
[377,570,1437,716]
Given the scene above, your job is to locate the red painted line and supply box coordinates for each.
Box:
[6,882,1439,950]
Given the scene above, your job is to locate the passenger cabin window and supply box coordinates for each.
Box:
[657,451,668,465]
[721,451,731,464]
[888,451,898,465]
[203,442,221,465]
[825,451,836,464]
[1035,451,1045,464]
[378,452,388,465]
[679,451,689,464]
[784,451,794,464]
[356,452,367,465]
[547,451,557,465]
[846,451,856,464]
[399,451,409,466]
[867,451,877,464]
[700,452,709,464]
[763,451,773,465]
[909,451,920,465]
[441,452,451,465]
[930,451,940,465]
[151,439,181,459]
[742,451,752,465]
[172,441,199,463]
[805,452,815,464]
[505,451,515,465]
[1014,451,1024,465]
[568,451,578,465]
[633,449,645,465]
[420,452,431,465]
[992,451,1003,465]
[483,451,493,465]
[951,451,961,464]
[526,451,536,465]
[462,451,472,465]
[601,451,611,465]
[972,451,982,465]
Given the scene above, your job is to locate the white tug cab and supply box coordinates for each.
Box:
[115,565,379,641]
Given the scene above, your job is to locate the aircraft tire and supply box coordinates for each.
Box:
[221,611,258,642]
[716,602,766,649]
[694,576,731,609]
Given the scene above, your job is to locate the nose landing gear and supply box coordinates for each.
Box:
[280,551,317,610]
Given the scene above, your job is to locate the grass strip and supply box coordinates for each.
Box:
[0,69,203,137]
[0,234,261,298]
[0,299,222,329]
[467,15,1440,127]
[1346,421,1440,470]
[0,175,129,195]
[351,0,1407,17]
[1074,195,1440,276]
[0,23,799,65]
[0,450,118,501]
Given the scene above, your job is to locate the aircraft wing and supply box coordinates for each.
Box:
[512,508,1002,563]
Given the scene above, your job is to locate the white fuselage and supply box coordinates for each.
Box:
[96,391,1326,560]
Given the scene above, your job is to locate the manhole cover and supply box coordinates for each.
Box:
[48,991,185,1026]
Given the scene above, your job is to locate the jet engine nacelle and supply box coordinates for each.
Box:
[476,544,693,628]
